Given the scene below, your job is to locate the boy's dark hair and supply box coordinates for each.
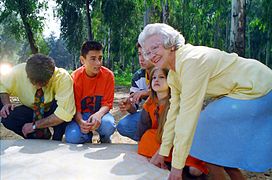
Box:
[81,41,103,58]
[25,53,55,85]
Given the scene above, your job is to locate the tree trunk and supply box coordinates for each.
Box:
[266,27,271,66]
[131,56,135,73]
[230,0,246,56]
[225,12,230,50]
[181,0,187,36]
[73,54,77,70]
[161,0,169,24]
[213,19,219,48]
[144,0,150,26]
[107,28,111,69]
[247,30,251,57]
[18,1,38,54]
[86,0,93,40]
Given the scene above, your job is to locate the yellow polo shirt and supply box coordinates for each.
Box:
[0,63,75,121]
[159,44,272,169]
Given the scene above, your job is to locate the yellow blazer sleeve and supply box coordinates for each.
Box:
[53,70,76,122]
[159,71,181,156]
[171,59,210,169]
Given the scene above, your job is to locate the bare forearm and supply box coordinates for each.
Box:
[141,90,150,99]
[35,114,64,128]
[75,112,83,123]
[95,106,110,119]
[0,93,11,105]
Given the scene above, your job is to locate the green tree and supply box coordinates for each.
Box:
[47,35,74,69]
[0,24,21,64]
[102,0,143,70]
[0,0,47,54]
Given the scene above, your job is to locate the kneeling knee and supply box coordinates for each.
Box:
[189,167,203,177]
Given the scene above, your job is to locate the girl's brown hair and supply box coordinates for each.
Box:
[149,67,170,143]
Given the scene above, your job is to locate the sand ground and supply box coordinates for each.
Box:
[0,86,271,179]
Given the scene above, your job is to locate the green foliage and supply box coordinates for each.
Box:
[114,65,132,87]
[56,0,86,54]
[0,0,46,42]
[0,25,21,64]
[67,69,74,75]
[1,0,271,68]
[0,0,51,54]
[46,35,74,69]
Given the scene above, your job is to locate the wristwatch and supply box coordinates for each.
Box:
[32,122,37,130]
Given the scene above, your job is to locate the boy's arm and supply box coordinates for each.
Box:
[126,103,137,113]
[129,90,150,104]
[90,106,110,123]
[88,106,110,130]
[118,97,137,114]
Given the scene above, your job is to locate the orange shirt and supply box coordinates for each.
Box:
[143,97,164,129]
[139,96,209,174]
[72,66,114,113]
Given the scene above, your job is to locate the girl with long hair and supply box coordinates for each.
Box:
[136,67,208,177]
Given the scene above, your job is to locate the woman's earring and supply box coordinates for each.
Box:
[171,47,175,51]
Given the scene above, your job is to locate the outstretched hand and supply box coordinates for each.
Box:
[129,90,149,104]
[118,97,133,112]
[150,150,168,169]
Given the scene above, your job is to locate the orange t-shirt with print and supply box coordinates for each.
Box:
[72,66,114,113]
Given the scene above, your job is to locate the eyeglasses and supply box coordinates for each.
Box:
[142,43,162,59]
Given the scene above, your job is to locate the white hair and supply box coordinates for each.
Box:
[138,23,185,50]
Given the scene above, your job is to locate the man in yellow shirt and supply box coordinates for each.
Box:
[138,23,272,180]
[0,54,75,141]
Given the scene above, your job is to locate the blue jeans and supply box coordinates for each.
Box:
[116,110,141,141]
[65,112,116,144]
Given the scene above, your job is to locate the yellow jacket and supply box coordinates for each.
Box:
[159,44,272,169]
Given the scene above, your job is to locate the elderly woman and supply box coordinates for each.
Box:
[138,23,272,180]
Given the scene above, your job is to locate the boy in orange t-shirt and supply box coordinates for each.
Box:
[65,41,116,144]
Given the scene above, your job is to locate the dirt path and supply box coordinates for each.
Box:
[0,86,271,179]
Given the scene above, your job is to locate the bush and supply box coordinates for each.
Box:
[114,66,132,87]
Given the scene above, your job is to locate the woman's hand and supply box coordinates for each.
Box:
[168,167,183,180]
[150,150,168,169]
